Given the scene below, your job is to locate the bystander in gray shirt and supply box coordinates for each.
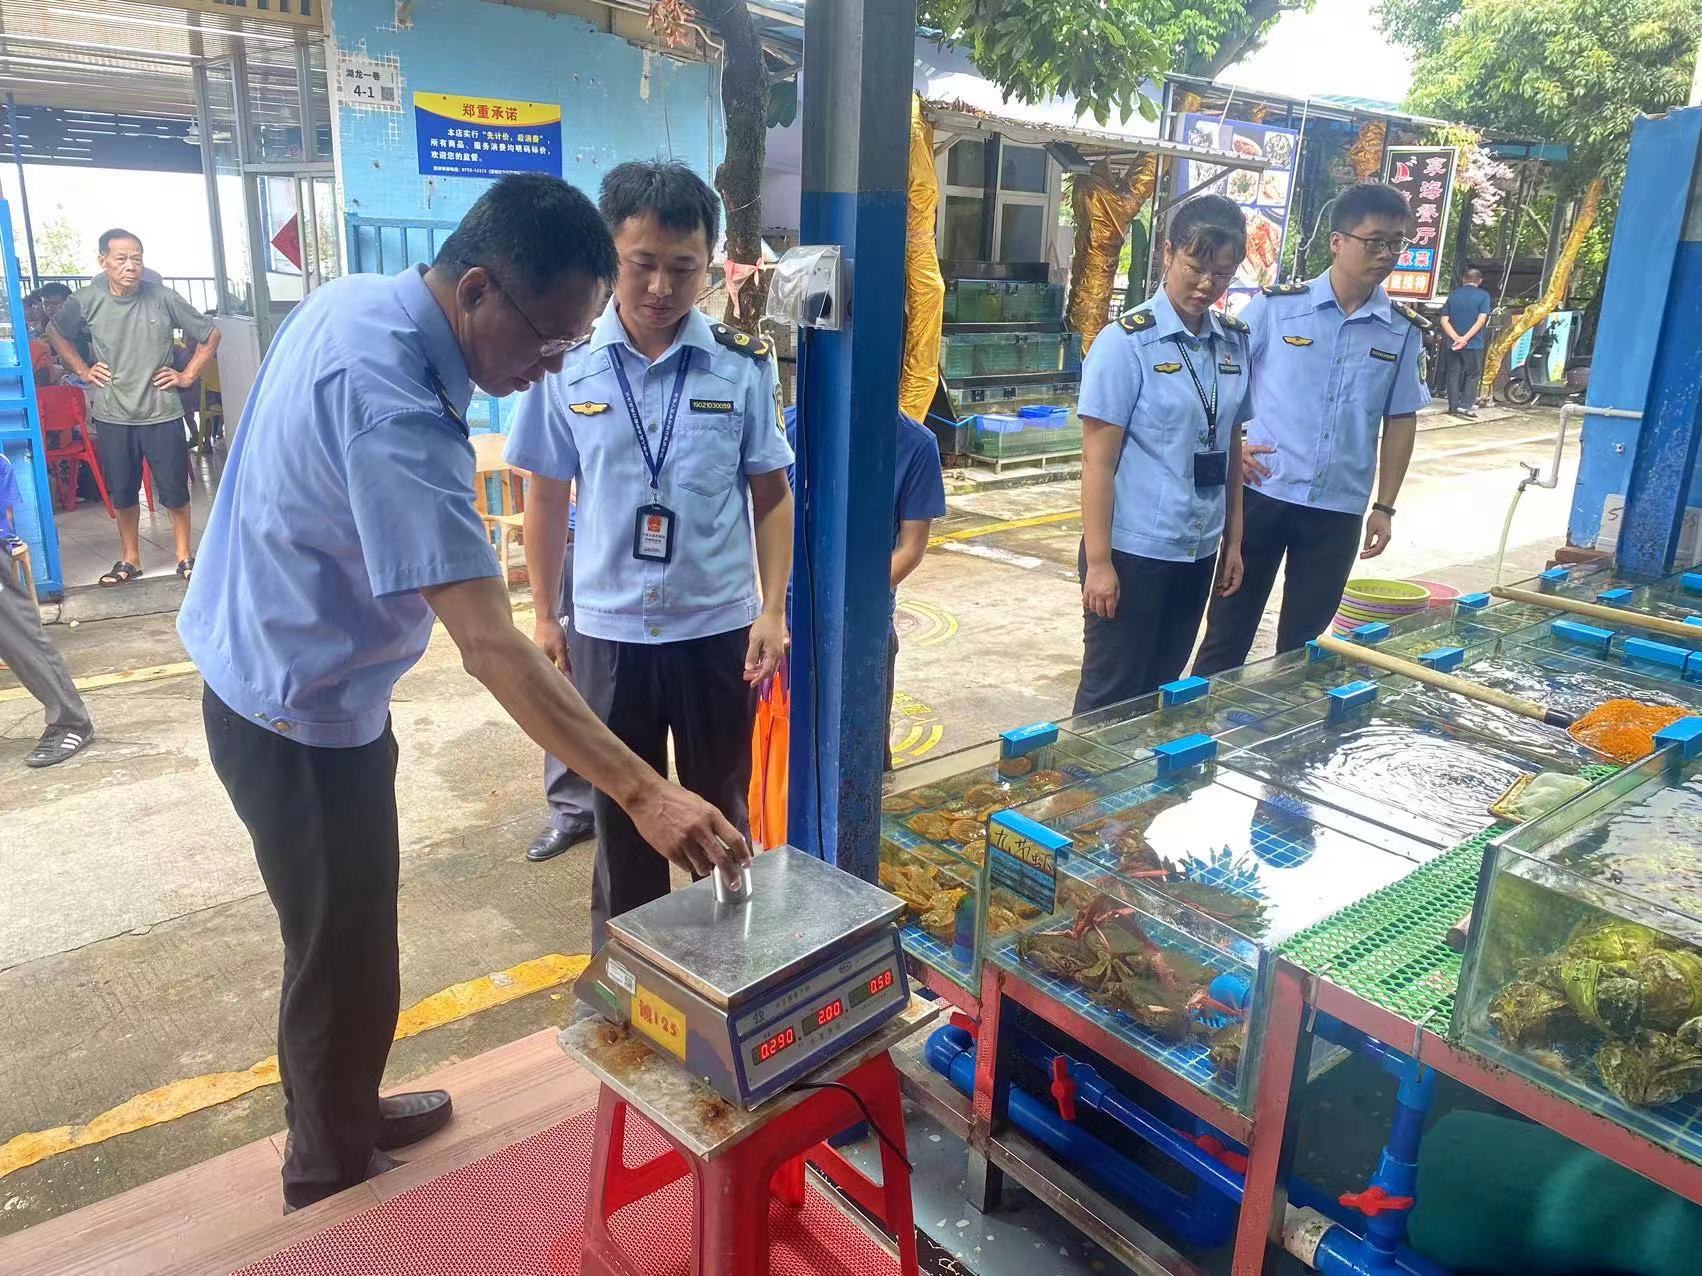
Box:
[51,282,216,426]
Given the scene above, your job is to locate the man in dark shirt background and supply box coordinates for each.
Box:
[1440,267,1492,418]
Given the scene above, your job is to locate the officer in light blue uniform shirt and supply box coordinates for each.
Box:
[1074,195,1254,714]
[177,175,745,1213]
[1194,182,1430,674]
[507,162,794,948]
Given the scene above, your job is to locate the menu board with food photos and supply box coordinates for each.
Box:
[1181,114,1300,316]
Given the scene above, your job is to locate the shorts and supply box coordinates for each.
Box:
[94,418,191,511]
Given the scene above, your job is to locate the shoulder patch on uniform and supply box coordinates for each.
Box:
[1393,302,1432,331]
[711,323,773,359]
[1262,282,1308,297]
[1219,312,1249,334]
[1117,308,1155,333]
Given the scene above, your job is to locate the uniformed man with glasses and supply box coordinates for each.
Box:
[506,161,793,949]
[179,174,748,1212]
[1193,182,1431,674]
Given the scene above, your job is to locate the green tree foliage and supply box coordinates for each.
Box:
[916,1,1304,126]
[1405,0,1702,177]
[34,208,84,276]
[1373,0,1464,58]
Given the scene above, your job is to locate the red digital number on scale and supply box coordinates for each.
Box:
[816,999,845,1028]
[868,969,894,997]
[756,1026,795,1064]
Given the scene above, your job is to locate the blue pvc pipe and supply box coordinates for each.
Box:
[926,1026,1239,1248]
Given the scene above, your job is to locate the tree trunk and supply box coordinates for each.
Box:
[1479,176,1604,400]
[1181,0,1287,79]
[696,0,769,332]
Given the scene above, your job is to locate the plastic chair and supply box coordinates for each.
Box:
[37,386,112,518]
[471,433,527,582]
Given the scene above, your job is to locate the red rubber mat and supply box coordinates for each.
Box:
[236,1107,901,1276]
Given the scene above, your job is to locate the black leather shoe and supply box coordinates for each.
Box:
[375,1090,453,1150]
[526,820,593,862]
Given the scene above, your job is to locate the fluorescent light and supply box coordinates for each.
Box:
[45,9,298,44]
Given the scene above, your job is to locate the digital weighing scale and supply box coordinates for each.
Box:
[573,846,911,1108]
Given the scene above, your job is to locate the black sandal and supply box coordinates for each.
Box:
[176,558,195,581]
[99,561,141,587]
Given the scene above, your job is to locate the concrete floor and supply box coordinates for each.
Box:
[0,409,1577,1241]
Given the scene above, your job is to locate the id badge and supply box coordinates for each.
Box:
[1193,449,1228,488]
[633,503,676,563]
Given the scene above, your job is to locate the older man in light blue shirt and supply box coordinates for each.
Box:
[178,175,746,1213]
[1194,182,1430,674]
[506,161,793,946]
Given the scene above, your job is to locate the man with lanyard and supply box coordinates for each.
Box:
[508,161,793,948]
[1193,182,1429,674]
[784,405,946,768]
[178,175,747,1212]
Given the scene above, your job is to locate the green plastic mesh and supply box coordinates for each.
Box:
[1280,765,1620,1025]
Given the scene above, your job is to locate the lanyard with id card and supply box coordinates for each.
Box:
[1173,335,1226,488]
[609,347,692,563]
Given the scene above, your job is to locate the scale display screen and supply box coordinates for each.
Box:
[854,967,895,1006]
[753,1025,797,1065]
[746,962,902,1065]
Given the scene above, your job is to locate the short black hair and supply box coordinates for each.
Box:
[38,282,71,299]
[1168,193,1247,261]
[599,161,720,248]
[1331,183,1412,233]
[99,228,142,255]
[433,174,618,295]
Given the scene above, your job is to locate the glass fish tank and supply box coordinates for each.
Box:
[1221,690,1603,851]
[989,749,1437,1112]
[1209,644,1384,708]
[1060,677,1297,757]
[879,727,1135,989]
[1454,735,1702,1166]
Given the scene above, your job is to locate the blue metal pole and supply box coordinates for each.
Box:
[789,0,913,875]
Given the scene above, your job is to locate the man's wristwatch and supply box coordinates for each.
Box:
[1372,502,1397,516]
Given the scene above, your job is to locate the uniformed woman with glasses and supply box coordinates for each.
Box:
[1073,194,1253,714]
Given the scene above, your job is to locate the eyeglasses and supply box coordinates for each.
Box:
[486,270,575,358]
[1337,231,1410,258]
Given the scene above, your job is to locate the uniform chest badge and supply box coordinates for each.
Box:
[569,401,610,416]
[1369,348,1398,363]
[1282,335,1313,347]
[1218,361,1242,375]
[689,398,735,413]
[1152,361,1182,374]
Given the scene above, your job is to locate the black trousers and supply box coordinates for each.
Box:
[202,686,401,1211]
[1446,346,1485,413]
[1193,487,1363,675]
[568,627,756,948]
[1073,543,1218,716]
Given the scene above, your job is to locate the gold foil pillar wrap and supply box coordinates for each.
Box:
[1176,91,1204,117]
[1066,156,1158,355]
[900,95,947,421]
[1349,120,1388,180]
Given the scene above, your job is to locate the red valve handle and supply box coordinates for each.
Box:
[1049,1057,1078,1122]
[948,1012,978,1038]
[1339,1185,1414,1217]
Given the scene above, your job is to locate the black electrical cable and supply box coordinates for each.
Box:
[796,326,828,858]
[788,1080,912,1171]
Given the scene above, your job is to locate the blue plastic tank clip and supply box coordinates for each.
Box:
[1538,566,1571,588]
[1327,680,1377,721]
[1623,637,1689,670]
[1153,733,1215,775]
[1683,572,1702,595]
[1596,587,1634,605]
[1159,676,1210,708]
[1418,646,1465,673]
[1351,622,1391,644]
[1000,721,1059,760]
[1457,592,1491,610]
[1550,619,1616,654]
[1654,717,1702,760]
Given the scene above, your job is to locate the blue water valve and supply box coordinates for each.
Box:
[1154,733,1216,775]
[1457,592,1491,610]
[1351,622,1391,644]
[1418,646,1465,673]
[1000,721,1059,760]
[1328,680,1377,721]
[1159,675,1210,708]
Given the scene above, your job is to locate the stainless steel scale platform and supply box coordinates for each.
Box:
[574,846,911,1108]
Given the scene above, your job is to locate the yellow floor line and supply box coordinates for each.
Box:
[0,952,589,1180]
[0,659,198,704]
[929,508,1080,546]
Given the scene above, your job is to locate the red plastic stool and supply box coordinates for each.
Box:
[558,1050,919,1276]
